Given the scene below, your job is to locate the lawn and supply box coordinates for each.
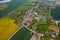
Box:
[36,24,50,34]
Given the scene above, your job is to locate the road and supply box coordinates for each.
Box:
[55,21,60,25]
[0,0,27,18]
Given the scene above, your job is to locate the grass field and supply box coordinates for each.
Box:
[10,27,33,40]
[0,17,19,40]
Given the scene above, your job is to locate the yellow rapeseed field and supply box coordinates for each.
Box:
[0,17,19,40]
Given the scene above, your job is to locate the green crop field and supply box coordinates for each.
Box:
[10,27,33,40]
